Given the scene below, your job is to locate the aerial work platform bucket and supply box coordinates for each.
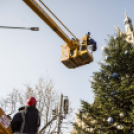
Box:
[61,35,93,69]
[78,35,93,64]
[61,44,77,69]
[61,44,84,69]
[0,108,13,134]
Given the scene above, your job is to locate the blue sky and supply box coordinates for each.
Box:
[0,0,134,114]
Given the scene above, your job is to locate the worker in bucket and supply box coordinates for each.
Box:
[87,32,97,51]
[11,97,40,134]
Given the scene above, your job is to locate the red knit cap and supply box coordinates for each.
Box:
[26,97,37,106]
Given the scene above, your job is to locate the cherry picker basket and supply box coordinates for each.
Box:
[61,35,93,69]
[0,108,13,134]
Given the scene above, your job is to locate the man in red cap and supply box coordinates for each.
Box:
[11,97,40,134]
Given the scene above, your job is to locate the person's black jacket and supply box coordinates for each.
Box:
[87,38,97,51]
[11,105,40,134]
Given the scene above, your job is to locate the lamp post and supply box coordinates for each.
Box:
[0,26,39,31]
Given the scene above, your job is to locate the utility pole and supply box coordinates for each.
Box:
[39,94,69,134]
[57,94,63,134]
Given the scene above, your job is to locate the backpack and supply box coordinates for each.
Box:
[18,107,40,134]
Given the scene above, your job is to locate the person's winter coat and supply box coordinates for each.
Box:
[87,38,97,51]
[11,105,40,134]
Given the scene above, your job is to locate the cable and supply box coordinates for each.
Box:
[39,0,77,39]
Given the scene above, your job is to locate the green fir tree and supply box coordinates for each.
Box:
[72,32,134,134]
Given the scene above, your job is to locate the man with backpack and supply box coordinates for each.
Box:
[11,97,40,134]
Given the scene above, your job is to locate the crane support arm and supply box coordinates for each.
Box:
[23,0,71,45]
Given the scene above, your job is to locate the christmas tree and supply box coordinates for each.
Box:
[72,32,134,134]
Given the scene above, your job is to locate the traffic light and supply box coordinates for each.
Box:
[63,98,69,114]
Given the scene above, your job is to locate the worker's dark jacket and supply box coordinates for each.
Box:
[11,106,40,134]
[87,38,97,51]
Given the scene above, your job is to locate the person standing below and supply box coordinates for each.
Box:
[11,97,40,134]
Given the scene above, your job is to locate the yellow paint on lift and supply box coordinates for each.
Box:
[23,0,94,69]
[0,108,13,134]
[61,35,93,68]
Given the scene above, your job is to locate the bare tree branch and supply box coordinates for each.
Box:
[0,77,74,134]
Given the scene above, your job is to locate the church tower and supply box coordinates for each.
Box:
[124,12,134,44]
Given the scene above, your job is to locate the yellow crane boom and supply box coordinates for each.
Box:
[22,0,94,69]
[23,0,75,48]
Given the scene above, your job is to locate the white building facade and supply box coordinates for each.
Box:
[124,12,134,44]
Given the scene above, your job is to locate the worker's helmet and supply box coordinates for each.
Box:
[26,97,37,106]
[86,32,90,37]
[88,32,90,35]
[71,38,75,40]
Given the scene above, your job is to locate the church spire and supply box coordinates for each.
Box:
[125,11,127,18]
[124,12,133,33]
[125,11,128,19]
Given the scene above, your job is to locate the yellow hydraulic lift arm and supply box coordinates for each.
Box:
[22,0,94,69]
[22,0,75,49]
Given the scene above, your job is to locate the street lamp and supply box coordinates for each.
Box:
[0,26,39,31]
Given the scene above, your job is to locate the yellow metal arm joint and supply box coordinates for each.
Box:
[68,38,79,50]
